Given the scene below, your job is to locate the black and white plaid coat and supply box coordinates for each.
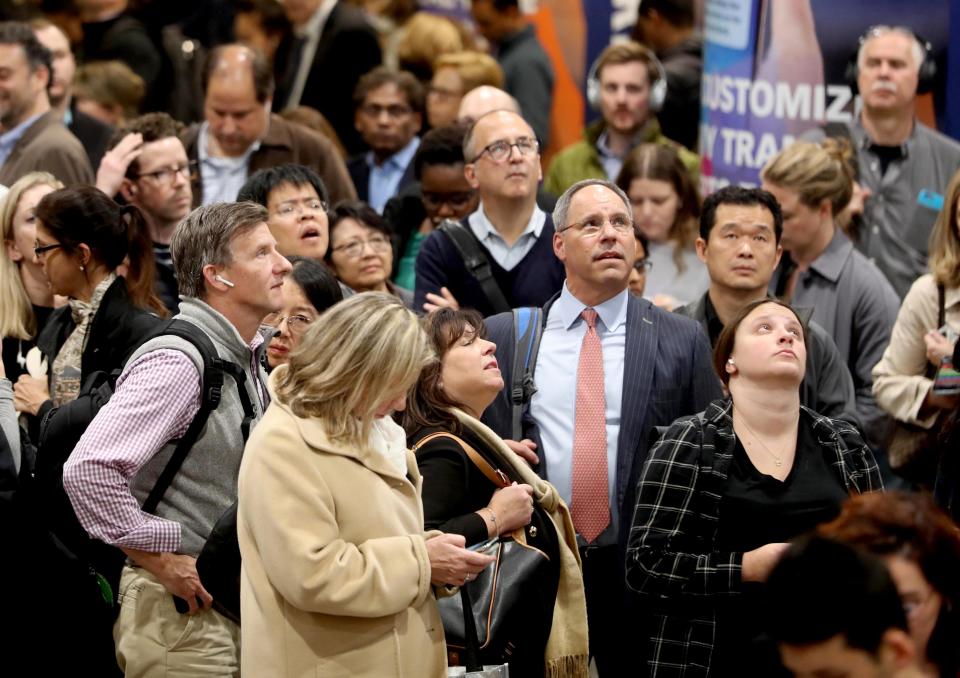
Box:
[625,399,883,677]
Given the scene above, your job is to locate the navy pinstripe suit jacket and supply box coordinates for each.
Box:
[482,290,722,540]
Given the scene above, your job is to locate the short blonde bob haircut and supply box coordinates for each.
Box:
[929,168,960,288]
[433,51,504,91]
[273,292,435,445]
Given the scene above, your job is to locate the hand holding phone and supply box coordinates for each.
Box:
[467,537,499,553]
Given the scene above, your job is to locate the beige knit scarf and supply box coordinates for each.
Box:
[449,408,590,678]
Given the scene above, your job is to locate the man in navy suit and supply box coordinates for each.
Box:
[483,178,721,675]
[347,67,423,213]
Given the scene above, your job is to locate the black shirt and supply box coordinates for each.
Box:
[2,304,55,383]
[712,424,850,674]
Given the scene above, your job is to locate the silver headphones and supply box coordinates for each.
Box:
[586,43,668,113]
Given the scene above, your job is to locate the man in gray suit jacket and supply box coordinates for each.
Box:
[483,178,720,676]
[0,22,93,187]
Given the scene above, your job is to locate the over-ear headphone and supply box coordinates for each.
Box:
[844,26,936,96]
[586,42,668,113]
[215,274,235,288]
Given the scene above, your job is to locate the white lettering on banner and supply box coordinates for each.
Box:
[703,74,854,122]
[705,126,795,169]
[610,0,638,32]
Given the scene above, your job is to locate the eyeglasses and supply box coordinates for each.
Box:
[562,214,635,237]
[633,258,652,273]
[331,234,392,259]
[34,241,63,258]
[273,199,327,218]
[359,103,413,119]
[470,137,539,163]
[132,161,197,184]
[421,190,476,211]
[263,313,313,335]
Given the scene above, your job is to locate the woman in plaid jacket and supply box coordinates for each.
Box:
[626,299,883,677]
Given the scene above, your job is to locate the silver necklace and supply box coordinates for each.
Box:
[734,409,785,467]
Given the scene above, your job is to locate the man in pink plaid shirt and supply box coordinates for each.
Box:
[63,201,291,676]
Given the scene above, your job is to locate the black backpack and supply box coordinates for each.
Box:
[31,318,252,612]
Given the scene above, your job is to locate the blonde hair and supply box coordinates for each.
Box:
[760,139,855,217]
[397,12,468,79]
[0,172,63,339]
[433,51,504,91]
[929,168,960,288]
[273,292,435,446]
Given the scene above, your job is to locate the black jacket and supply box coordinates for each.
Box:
[33,277,161,427]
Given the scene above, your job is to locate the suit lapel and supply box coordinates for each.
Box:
[616,295,657,503]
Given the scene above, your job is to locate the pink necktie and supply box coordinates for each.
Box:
[571,308,610,543]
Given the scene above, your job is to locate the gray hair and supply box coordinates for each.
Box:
[553,179,633,232]
[171,201,269,298]
[462,108,530,162]
[856,26,926,76]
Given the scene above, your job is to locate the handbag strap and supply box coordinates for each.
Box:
[925,284,948,380]
[459,583,483,672]
[414,431,510,489]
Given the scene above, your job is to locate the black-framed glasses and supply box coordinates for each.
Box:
[421,190,476,210]
[359,103,413,119]
[132,161,197,184]
[33,241,63,258]
[331,234,392,259]
[470,137,539,163]
[633,258,653,273]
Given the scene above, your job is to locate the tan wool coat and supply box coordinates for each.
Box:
[238,383,446,678]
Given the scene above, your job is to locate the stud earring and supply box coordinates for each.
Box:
[727,358,735,365]
[79,265,85,272]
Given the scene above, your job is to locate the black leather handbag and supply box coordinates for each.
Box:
[415,432,552,667]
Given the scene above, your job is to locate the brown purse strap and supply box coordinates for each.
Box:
[413,431,510,489]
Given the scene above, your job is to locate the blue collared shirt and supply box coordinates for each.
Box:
[197,122,261,206]
[366,136,420,213]
[596,129,625,182]
[0,113,42,167]
[467,202,546,271]
[529,283,627,541]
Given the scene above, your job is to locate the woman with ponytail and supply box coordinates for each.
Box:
[761,139,900,452]
[12,185,163,428]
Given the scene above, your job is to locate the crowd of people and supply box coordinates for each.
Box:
[1,1,960,677]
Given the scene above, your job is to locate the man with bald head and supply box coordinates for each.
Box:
[482,179,719,674]
[457,85,520,124]
[805,26,960,298]
[181,43,356,207]
[414,109,564,316]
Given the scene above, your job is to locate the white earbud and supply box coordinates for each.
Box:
[215,274,235,288]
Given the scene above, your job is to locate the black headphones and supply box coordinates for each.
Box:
[844,25,936,95]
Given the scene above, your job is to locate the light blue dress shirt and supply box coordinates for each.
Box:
[0,113,42,167]
[197,122,261,206]
[595,129,625,182]
[529,283,627,540]
[367,135,420,213]
[467,202,546,271]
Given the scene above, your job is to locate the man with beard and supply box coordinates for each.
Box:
[0,21,92,186]
[805,26,960,299]
[95,113,193,314]
[347,67,423,213]
[545,40,698,198]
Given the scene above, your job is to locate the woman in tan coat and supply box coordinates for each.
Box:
[238,293,494,678]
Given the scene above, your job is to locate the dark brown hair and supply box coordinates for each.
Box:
[712,298,805,385]
[36,186,167,316]
[108,112,185,177]
[818,491,960,675]
[402,308,487,436]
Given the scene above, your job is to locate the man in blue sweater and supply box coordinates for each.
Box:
[414,110,564,316]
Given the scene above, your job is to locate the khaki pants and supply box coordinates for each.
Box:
[114,565,240,677]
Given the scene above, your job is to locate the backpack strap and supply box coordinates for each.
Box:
[141,319,250,514]
[413,431,510,489]
[438,219,511,314]
[510,307,544,441]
